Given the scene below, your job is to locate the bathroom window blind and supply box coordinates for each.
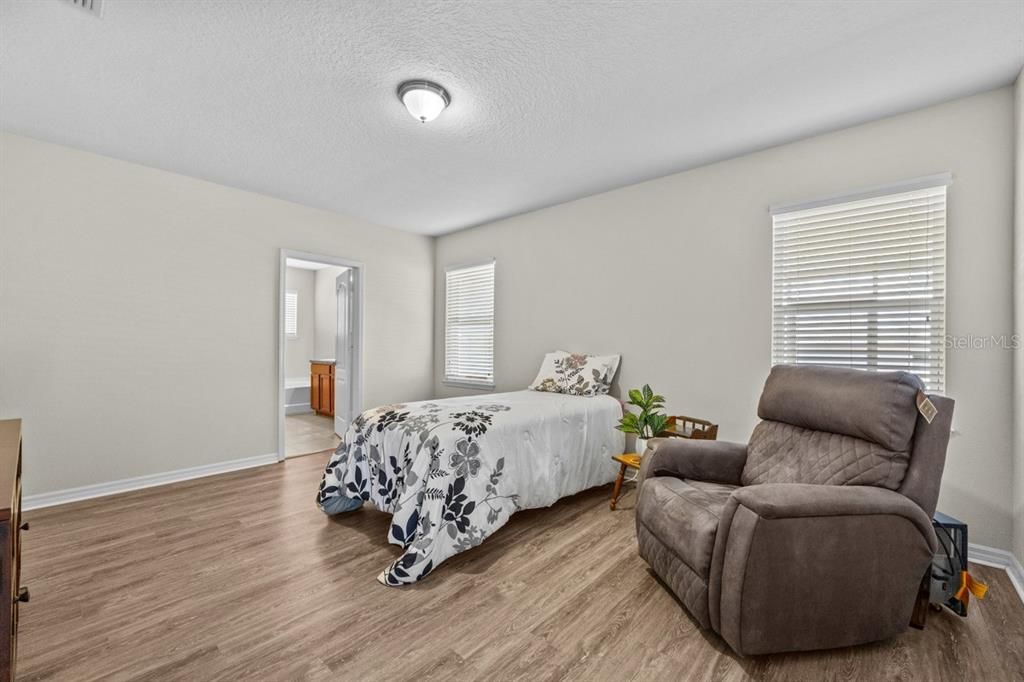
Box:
[771,182,947,392]
[285,290,298,338]
[445,260,495,387]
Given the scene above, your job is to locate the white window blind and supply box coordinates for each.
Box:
[285,290,298,338]
[771,182,947,392]
[445,261,495,387]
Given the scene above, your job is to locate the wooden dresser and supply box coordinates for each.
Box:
[310,361,335,417]
[0,420,25,682]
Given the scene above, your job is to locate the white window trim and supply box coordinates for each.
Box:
[769,172,953,215]
[444,259,496,389]
[443,378,497,390]
[770,177,949,393]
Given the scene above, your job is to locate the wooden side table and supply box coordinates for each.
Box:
[609,453,641,510]
[659,415,718,440]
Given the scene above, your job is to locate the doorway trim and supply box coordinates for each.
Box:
[278,249,364,462]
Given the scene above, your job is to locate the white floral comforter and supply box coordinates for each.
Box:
[316,390,624,585]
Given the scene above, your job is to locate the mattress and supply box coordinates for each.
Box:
[316,390,624,585]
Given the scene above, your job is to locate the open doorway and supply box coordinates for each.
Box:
[278,250,362,460]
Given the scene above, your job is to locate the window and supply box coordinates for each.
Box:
[771,178,947,392]
[445,260,495,387]
[285,289,298,338]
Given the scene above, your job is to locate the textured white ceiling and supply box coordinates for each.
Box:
[2,1,1022,235]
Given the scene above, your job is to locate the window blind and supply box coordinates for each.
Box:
[771,183,947,392]
[445,261,495,386]
[285,290,298,337]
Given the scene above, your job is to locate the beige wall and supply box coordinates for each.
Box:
[284,266,315,382]
[435,88,1016,551]
[314,266,348,360]
[0,133,435,496]
[1014,68,1024,566]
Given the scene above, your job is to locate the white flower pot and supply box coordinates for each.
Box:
[635,437,648,456]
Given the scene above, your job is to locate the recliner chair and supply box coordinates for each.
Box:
[635,364,953,655]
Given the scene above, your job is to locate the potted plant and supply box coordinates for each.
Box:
[617,384,670,455]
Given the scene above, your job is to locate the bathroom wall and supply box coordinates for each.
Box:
[314,266,348,360]
[284,266,316,383]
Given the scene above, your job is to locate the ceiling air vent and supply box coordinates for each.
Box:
[60,0,103,18]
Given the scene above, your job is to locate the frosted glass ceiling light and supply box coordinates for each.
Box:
[398,80,450,123]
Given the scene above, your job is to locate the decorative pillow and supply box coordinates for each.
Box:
[585,352,620,395]
[529,351,620,396]
[529,352,565,394]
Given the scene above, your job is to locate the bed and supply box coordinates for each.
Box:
[316,389,624,585]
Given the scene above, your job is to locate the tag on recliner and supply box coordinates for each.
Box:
[916,390,937,424]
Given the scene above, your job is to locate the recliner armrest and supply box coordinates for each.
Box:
[710,483,937,655]
[731,483,935,549]
[638,438,748,486]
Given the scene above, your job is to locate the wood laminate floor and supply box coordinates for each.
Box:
[19,452,1024,681]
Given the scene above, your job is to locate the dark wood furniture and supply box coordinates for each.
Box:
[609,453,641,510]
[310,361,335,417]
[0,419,25,681]
[659,415,718,440]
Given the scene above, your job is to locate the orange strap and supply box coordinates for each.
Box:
[953,570,988,606]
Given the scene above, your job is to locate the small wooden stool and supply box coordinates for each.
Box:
[609,453,641,510]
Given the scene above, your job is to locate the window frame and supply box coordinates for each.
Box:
[443,259,496,390]
[284,289,299,339]
[769,175,949,393]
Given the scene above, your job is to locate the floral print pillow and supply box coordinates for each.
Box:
[529,352,564,393]
[529,351,620,396]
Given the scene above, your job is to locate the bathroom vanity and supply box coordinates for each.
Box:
[310,360,335,417]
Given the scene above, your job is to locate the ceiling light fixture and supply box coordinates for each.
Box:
[398,80,450,123]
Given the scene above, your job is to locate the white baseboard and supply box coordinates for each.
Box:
[23,452,280,511]
[969,543,1024,606]
[285,402,313,415]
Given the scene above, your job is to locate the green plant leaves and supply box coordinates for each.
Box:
[616,412,641,435]
[647,414,670,438]
[627,384,664,410]
[616,384,669,438]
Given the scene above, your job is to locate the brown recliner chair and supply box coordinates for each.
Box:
[635,365,953,655]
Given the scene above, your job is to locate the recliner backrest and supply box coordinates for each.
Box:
[899,394,954,518]
[741,365,924,490]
